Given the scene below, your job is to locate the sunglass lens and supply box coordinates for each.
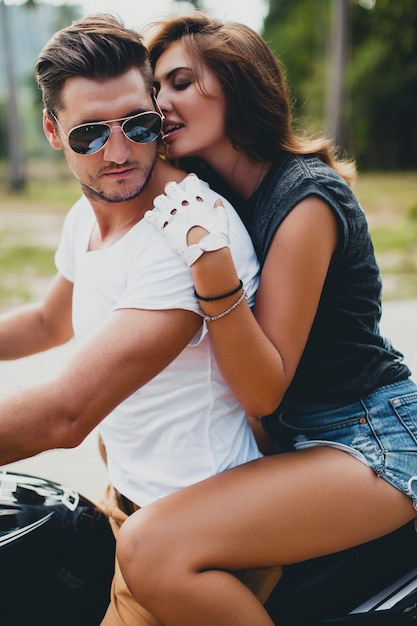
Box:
[69,124,111,155]
[124,113,162,144]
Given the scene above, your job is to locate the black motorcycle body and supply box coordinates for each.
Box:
[0,470,115,626]
[1,470,416,625]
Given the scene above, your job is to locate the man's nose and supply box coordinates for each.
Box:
[102,125,131,163]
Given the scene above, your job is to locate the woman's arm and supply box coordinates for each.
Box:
[146,178,338,417]
[190,196,338,416]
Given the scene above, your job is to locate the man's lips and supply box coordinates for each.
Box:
[103,166,135,179]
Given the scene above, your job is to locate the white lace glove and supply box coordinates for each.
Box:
[145,175,230,266]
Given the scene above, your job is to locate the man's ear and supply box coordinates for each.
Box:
[43,108,63,150]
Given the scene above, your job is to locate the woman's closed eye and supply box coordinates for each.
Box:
[173,79,192,91]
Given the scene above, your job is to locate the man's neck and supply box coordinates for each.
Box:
[86,160,188,250]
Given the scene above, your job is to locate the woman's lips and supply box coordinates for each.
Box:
[162,122,184,141]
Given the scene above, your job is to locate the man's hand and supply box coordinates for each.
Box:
[145,175,230,266]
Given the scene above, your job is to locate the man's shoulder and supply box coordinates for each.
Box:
[61,194,93,230]
[66,193,93,216]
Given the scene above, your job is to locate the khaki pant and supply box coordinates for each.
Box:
[98,485,282,625]
[98,485,161,626]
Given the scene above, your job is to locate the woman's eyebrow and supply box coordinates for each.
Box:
[166,66,192,79]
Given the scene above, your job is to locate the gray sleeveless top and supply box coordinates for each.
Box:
[249,154,410,411]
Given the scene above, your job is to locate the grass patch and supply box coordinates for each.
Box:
[3,178,81,210]
[0,239,56,307]
[0,159,80,214]
[354,171,417,219]
[0,243,55,274]
[354,171,417,299]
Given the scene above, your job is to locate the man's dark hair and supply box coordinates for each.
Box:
[36,13,153,113]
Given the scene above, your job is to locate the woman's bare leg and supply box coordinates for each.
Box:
[118,448,416,626]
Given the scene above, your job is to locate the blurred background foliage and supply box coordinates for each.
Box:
[1,0,417,189]
[0,0,416,305]
[263,0,417,171]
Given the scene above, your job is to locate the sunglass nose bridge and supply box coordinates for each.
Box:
[107,124,125,136]
[107,121,125,131]
[100,125,132,161]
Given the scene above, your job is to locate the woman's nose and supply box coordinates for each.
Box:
[155,91,170,114]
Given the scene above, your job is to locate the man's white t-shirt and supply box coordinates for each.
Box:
[55,179,261,507]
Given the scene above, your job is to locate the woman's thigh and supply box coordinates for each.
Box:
[130,446,415,571]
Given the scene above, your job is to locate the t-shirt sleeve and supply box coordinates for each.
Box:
[55,195,94,283]
[114,222,200,314]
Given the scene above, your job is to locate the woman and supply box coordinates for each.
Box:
[117,13,417,625]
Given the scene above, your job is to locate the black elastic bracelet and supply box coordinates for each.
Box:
[194,279,243,302]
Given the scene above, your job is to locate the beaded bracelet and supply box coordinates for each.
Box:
[199,289,246,322]
[194,279,243,302]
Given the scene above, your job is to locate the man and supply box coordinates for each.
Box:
[0,14,261,624]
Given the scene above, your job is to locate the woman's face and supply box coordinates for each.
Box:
[153,40,229,162]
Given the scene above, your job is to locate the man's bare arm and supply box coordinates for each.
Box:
[0,306,201,464]
[0,274,74,359]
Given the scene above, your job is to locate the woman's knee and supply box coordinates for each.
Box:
[118,511,161,595]
[117,506,186,603]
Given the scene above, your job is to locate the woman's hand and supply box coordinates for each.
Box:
[145,174,230,266]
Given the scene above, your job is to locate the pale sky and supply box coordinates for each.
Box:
[75,0,268,32]
[5,0,268,33]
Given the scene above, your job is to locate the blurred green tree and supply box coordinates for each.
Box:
[2,0,416,173]
[1,0,26,190]
[262,0,417,170]
[1,1,81,186]
[350,0,417,169]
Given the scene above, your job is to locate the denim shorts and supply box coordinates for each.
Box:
[265,379,417,509]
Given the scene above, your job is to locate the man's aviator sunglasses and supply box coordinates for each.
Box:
[48,107,164,155]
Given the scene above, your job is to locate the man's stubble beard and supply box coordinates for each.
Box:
[66,153,157,204]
